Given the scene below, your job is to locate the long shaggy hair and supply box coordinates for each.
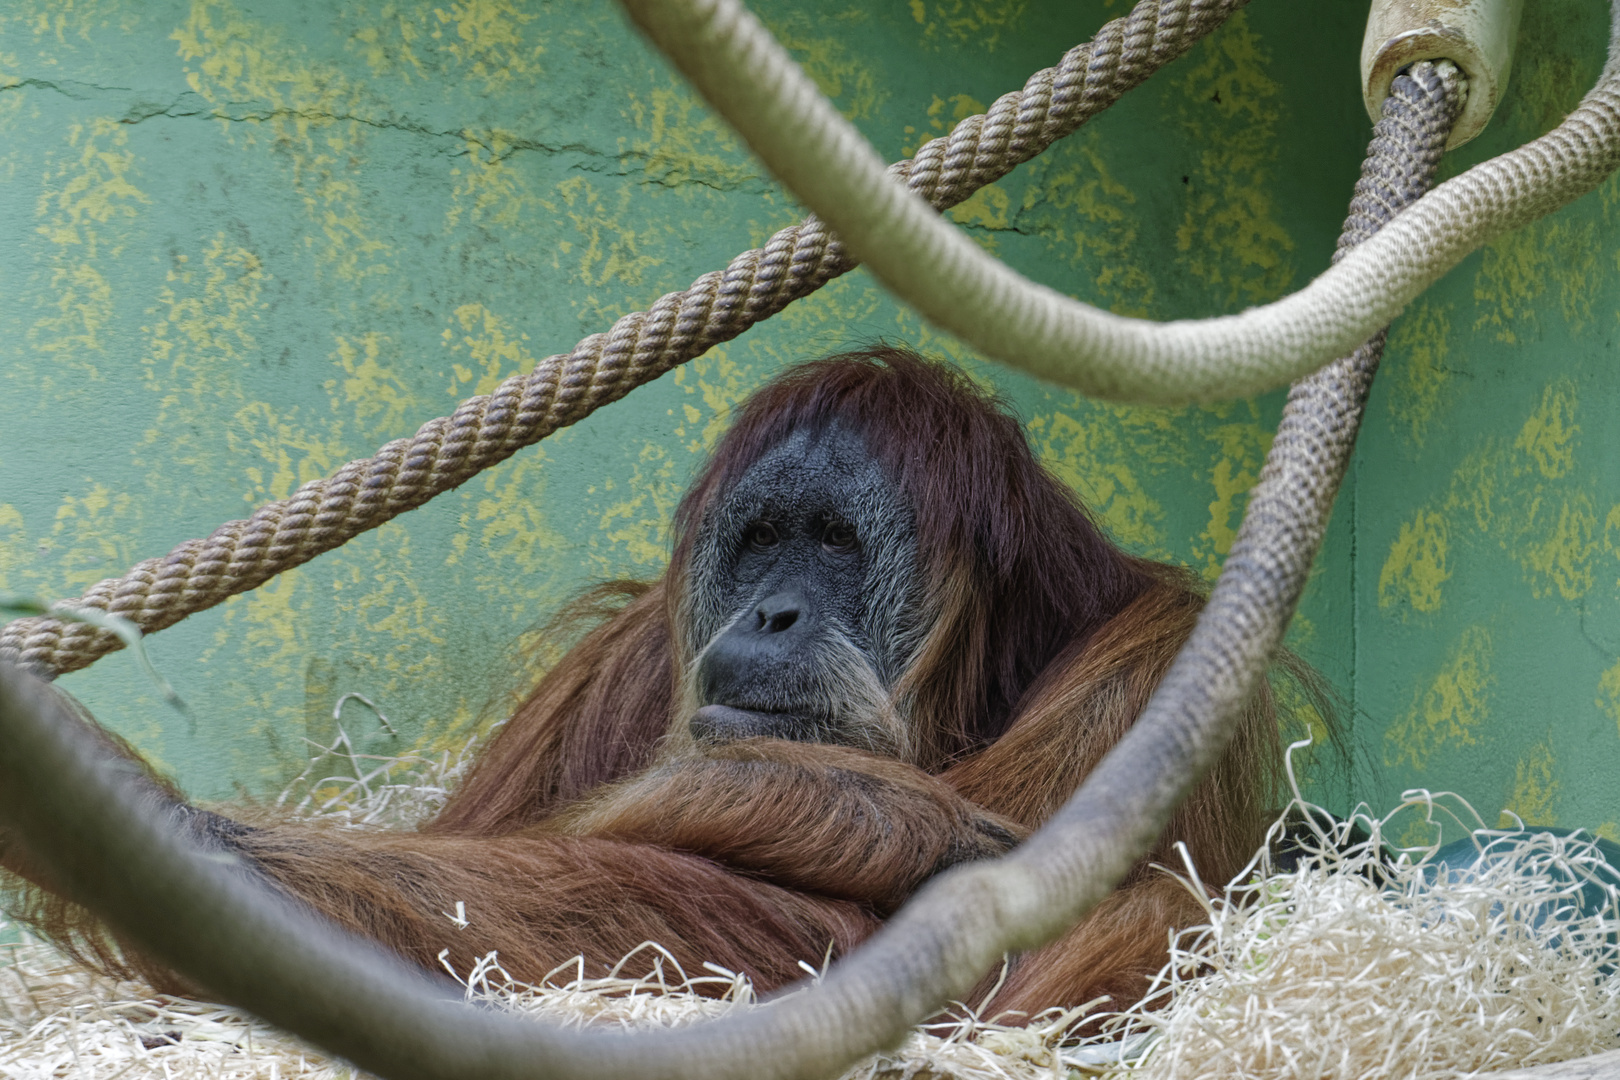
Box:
[671,349,1160,763]
[434,348,1217,835]
[5,347,1322,1018]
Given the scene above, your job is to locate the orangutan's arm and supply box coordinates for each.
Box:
[537,738,1026,914]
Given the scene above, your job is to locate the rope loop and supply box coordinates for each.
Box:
[0,0,1249,681]
[0,54,1471,1080]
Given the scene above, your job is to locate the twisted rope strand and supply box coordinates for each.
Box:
[742,60,1471,1080]
[616,0,1620,402]
[0,63,1465,1080]
[0,0,1245,680]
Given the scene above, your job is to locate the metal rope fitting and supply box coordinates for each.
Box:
[1362,0,1524,148]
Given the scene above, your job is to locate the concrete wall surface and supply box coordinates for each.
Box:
[0,0,1612,840]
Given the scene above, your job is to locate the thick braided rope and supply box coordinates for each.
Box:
[619,0,1620,403]
[1024,59,1467,893]
[754,63,1472,1077]
[0,66,1463,1080]
[0,0,1243,681]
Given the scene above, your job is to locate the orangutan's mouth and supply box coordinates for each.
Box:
[689,704,818,743]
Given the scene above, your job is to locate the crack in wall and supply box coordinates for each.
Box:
[1,76,769,192]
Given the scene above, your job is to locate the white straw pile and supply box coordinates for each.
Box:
[4,737,1619,1080]
[0,936,343,1080]
[1074,776,1620,1078]
[0,927,1084,1080]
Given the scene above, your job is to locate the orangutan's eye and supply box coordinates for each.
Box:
[822,521,857,553]
[746,521,779,550]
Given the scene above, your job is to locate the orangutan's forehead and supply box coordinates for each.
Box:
[724,423,891,516]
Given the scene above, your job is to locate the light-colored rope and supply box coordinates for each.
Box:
[617,0,1620,405]
[0,0,1245,682]
[0,62,1464,1080]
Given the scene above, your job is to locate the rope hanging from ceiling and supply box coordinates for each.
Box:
[3,0,1620,1074]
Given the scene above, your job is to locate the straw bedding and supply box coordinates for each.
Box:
[4,738,1618,1080]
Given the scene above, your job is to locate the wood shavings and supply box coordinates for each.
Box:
[0,928,1084,1080]
[1074,766,1620,1080]
[5,737,1619,1079]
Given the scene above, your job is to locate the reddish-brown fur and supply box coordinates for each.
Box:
[3,348,1301,1020]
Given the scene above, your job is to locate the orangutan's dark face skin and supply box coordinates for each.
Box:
[685,424,924,755]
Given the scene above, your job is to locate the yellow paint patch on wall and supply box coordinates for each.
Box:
[348,9,429,79]
[210,520,448,781]
[210,569,324,777]
[1394,814,1441,850]
[948,183,1011,254]
[910,0,1029,51]
[948,184,1012,232]
[1514,379,1580,480]
[0,2,131,47]
[1014,133,1155,317]
[140,234,353,508]
[0,70,23,137]
[1496,5,1601,143]
[331,332,424,441]
[46,484,136,594]
[1448,444,1503,537]
[175,0,397,287]
[345,0,542,86]
[446,132,541,232]
[1379,378,1600,612]
[1472,217,1602,343]
[26,118,149,393]
[33,118,147,249]
[1602,503,1620,596]
[211,564,313,683]
[131,231,375,563]
[1385,301,1453,448]
[566,345,771,575]
[338,525,444,677]
[1012,387,1263,579]
[1499,382,1597,602]
[442,303,535,398]
[1270,671,1331,753]
[142,237,266,401]
[229,399,352,502]
[0,504,29,585]
[430,0,542,91]
[1172,13,1296,309]
[620,83,758,192]
[1517,492,1597,602]
[1194,412,1272,579]
[552,177,663,302]
[458,452,571,620]
[1028,410,1169,555]
[593,442,682,572]
[1596,658,1620,739]
[767,10,886,121]
[671,346,765,453]
[1378,509,1450,614]
[1499,737,1560,827]
[1385,625,1494,770]
[902,93,987,157]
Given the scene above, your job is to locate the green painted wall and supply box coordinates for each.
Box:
[1354,2,1620,843]
[0,0,1608,835]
